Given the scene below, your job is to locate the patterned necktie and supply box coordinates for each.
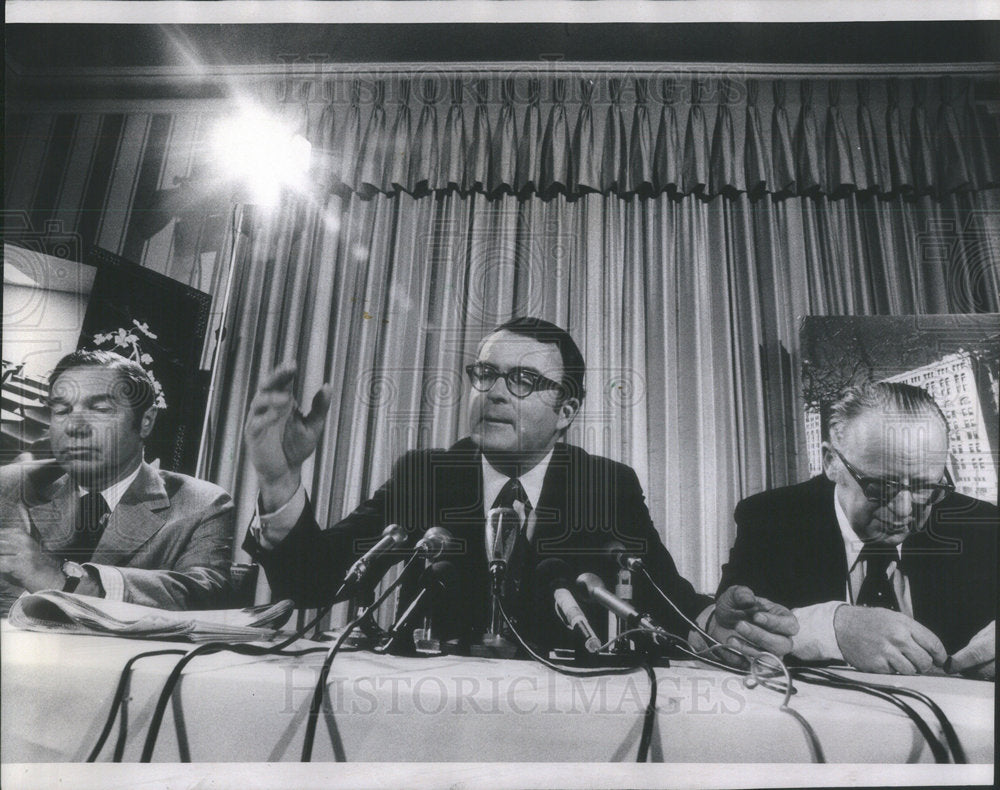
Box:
[856,544,900,611]
[70,492,110,562]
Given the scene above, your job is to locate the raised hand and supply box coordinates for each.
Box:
[244,363,332,510]
[833,605,947,675]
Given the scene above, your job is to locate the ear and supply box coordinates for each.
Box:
[138,405,158,440]
[555,397,581,431]
[821,442,838,482]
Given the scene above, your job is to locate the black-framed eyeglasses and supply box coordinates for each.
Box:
[465,362,565,400]
[831,447,955,506]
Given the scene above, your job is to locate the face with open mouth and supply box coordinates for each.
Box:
[467,330,578,470]
[824,410,950,546]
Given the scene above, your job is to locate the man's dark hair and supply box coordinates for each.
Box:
[490,316,587,401]
[49,350,156,428]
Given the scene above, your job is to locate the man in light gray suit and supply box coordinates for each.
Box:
[0,350,233,611]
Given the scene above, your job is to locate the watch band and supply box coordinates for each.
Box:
[61,561,86,593]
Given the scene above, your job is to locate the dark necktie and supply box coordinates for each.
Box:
[856,544,900,611]
[491,478,533,622]
[70,492,110,562]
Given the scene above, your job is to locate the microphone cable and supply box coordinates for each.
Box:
[86,648,185,762]
[630,568,829,762]
[495,598,659,762]
[299,553,419,762]
[135,640,330,762]
[790,666,959,763]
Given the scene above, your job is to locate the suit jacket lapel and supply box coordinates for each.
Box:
[813,476,851,601]
[29,471,77,548]
[91,461,169,565]
[532,444,570,552]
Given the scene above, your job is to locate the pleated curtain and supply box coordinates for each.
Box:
[204,72,1000,612]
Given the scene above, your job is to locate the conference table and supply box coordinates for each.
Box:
[1,623,994,765]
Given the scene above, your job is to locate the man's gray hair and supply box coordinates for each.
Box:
[828,381,949,444]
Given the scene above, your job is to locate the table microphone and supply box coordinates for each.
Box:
[484,507,519,589]
[605,540,645,572]
[575,572,666,638]
[377,560,459,653]
[415,526,455,559]
[343,524,407,587]
[537,558,601,653]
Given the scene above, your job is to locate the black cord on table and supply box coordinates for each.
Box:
[85,648,186,762]
[495,598,659,762]
[299,555,418,762]
[790,666,951,763]
[137,641,328,762]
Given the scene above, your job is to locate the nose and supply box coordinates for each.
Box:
[486,380,510,403]
[64,414,94,438]
[887,489,915,517]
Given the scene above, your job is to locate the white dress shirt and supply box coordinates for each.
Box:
[74,462,143,601]
[480,447,554,542]
[789,492,913,661]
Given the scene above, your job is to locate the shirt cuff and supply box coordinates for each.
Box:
[253,485,306,550]
[790,601,846,662]
[83,564,122,601]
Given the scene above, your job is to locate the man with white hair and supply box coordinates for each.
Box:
[719,381,996,678]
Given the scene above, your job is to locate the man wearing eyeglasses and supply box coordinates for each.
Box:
[718,382,996,678]
[243,317,797,659]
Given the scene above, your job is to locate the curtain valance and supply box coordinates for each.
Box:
[268,73,999,200]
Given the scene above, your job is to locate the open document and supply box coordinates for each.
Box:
[6,591,295,642]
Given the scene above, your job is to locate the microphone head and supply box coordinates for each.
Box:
[382,523,407,545]
[425,559,460,593]
[604,540,627,569]
[575,572,607,602]
[484,507,519,564]
[604,540,643,572]
[416,526,454,559]
[535,557,573,592]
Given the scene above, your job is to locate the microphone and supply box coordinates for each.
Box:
[484,507,519,586]
[377,560,459,653]
[343,524,407,587]
[606,540,645,572]
[537,558,601,653]
[415,526,455,559]
[575,572,665,638]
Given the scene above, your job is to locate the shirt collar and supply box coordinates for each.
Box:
[833,485,902,571]
[481,446,555,513]
[77,461,143,511]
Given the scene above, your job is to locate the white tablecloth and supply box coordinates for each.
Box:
[1,624,993,763]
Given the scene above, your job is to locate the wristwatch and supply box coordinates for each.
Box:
[60,560,87,593]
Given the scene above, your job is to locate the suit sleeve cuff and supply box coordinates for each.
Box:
[790,601,846,662]
[83,564,121,601]
[252,485,307,550]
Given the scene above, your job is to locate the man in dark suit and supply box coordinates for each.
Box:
[243,317,797,657]
[719,382,996,678]
[0,351,234,611]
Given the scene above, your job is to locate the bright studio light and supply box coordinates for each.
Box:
[211,108,312,206]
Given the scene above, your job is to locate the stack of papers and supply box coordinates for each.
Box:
[7,591,295,642]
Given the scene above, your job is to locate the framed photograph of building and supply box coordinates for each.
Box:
[801,314,999,503]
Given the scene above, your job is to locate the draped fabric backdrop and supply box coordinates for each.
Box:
[190,70,1000,606]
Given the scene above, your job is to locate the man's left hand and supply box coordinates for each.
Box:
[947,621,995,681]
[709,585,799,664]
[0,527,63,592]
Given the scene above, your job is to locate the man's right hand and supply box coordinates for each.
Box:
[833,605,947,675]
[244,363,332,511]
